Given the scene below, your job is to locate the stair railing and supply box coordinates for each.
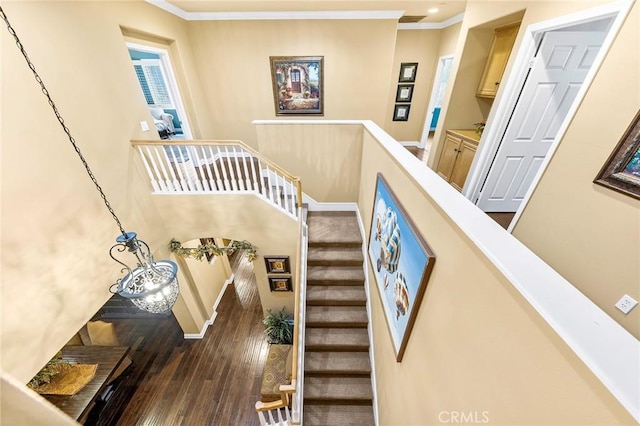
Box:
[130,139,303,220]
[255,205,308,425]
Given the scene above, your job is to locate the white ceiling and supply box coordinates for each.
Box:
[156,0,467,23]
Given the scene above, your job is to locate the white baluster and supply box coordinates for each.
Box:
[156,146,176,192]
[145,146,169,192]
[191,146,208,191]
[282,176,290,214]
[257,159,266,198]
[224,146,238,190]
[249,152,259,193]
[137,146,160,192]
[240,148,252,190]
[231,146,245,190]
[276,407,284,425]
[266,164,275,203]
[257,411,267,426]
[178,146,198,191]
[216,147,231,191]
[168,146,188,191]
[202,148,216,191]
[161,146,182,192]
[267,410,276,425]
[274,171,284,209]
[285,405,291,422]
[208,146,224,191]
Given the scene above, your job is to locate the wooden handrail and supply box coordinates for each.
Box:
[131,139,302,206]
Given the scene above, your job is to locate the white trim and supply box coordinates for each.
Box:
[354,206,380,426]
[145,1,403,21]
[399,141,420,147]
[184,274,234,339]
[463,0,633,233]
[398,12,464,30]
[256,119,639,421]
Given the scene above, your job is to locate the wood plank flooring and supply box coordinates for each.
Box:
[91,251,266,426]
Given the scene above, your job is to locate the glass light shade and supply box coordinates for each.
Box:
[116,260,179,314]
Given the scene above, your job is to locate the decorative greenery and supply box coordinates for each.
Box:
[474,121,486,135]
[262,308,294,345]
[27,351,69,389]
[169,238,257,262]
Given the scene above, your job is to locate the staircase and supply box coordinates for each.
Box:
[304,211,375,425]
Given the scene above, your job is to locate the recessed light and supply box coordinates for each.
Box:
[428,7,439,14]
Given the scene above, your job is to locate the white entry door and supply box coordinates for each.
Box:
[476,31,605,212]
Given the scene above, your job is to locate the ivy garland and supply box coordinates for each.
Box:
[169,238,257,262]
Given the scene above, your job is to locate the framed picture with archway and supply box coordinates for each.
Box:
[269,56,324,116]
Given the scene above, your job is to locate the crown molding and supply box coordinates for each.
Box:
[145,1,404,21]
[398,12,464,30]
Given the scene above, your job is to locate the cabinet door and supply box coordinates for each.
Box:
[450,140,478,191]
[476,23,520,98]
[436,134,462,182]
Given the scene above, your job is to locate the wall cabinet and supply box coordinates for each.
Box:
[437,130,480,192]
[476,22,520,98]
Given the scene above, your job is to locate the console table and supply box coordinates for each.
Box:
[44,345,130,423]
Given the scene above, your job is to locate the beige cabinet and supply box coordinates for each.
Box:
[476,22,520,98]
[437,130,480,192]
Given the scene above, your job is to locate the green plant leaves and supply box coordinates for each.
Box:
[262,308,294,345]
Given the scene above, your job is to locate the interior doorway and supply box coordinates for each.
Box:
[420,55,454,148]
[463,2,631,231]
[127,43,192,140]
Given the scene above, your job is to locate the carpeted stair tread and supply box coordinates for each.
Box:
[307,266,364,285]
[307,212,362,246]
[307,246,363,266]
[305,352,371,375]
[304,404,375,425]
[304,376,373,401]
[307,286,366,306]
[306,328,370,351]
[307,306,368,327]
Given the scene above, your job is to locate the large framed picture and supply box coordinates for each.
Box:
[594,109,640,200]
[368,173,435,361]
[270,56,323,116]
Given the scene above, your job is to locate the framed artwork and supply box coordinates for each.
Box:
[269,276,293,292]
[594,109,640,200]
[398,62,418,82]
[393,104,410,121]
[264,256,290,274]
[270,56,324,116]
[395,84,414,103]
[368,173,436,361]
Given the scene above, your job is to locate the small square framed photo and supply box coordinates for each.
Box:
[399,62,418,82]
[269,276,293,292]
[395,84,414,103]
[393,104,411,121]
[264,256,290,274]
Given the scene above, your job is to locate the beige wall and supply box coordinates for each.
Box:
[439,22,463,57]
[151,194,298,316]
[514,2,640,338]
[357,130,634,425]
[187,19,398,147]
[256,124,364,202]
[1,0,209,383]
[385,30,441,142]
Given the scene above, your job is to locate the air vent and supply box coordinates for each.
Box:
[399,15,426,23]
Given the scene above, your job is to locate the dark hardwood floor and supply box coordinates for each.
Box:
[91,251,267,426]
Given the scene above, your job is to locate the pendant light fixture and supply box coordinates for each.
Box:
[1,6,179,313]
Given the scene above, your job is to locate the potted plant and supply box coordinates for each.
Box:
[262,308,294,345]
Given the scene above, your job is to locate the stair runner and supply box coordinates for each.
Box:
[304,211,375,425]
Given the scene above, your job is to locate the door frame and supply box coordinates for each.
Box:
[463,0,633,231]
[126,42,193,139]
[420,54,454,148]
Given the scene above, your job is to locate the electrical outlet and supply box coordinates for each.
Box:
[615,295,638,315]
[140,121,150,132]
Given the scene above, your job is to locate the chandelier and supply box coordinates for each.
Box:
[1,7,179,313]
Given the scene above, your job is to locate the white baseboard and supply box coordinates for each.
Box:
[399,140,420,147]
[184,274,235,339]
[302,193,358,212]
